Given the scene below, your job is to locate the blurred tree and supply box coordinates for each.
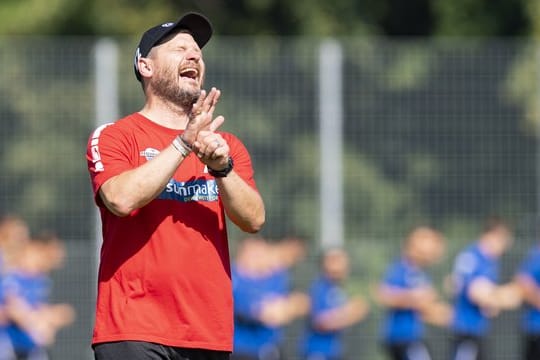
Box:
[0,1,536,241]
[0,39,94,238]
[0,0,532,36]
[432,0,530,36]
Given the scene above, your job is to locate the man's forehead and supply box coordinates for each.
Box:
[156,30,199,49]
[146,31,201,59]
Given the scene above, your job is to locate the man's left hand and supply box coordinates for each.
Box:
[192,130,230,170]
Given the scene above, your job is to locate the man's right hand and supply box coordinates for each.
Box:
[182,87,222,145]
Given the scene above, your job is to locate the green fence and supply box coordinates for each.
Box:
[0,37,537,359]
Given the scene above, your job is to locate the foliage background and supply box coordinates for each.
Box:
[0,1,538,359]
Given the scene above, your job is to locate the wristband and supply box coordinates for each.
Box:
[208,157,234,177]
[172,135,192,157]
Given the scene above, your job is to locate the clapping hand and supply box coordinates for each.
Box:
[182,87,230,170]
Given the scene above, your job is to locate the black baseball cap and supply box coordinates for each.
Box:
[134,12,213,81]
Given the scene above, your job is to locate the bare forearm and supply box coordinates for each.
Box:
[216,171,265,233]
[100,145,184,216]
[377,287,429,310]
[379,294,418,309]
[315,303,366,331]
[420,301,453,327]
[517,276,540,309]
[6,297,39,331]
[469,280,520,311]
[469,284,499,310]
[519,288,540,308]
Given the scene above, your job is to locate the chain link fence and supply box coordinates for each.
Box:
[0,36,537,359]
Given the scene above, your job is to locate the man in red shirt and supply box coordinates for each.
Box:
[86,12,265,360]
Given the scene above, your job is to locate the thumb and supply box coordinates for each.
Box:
[209,116,225,132]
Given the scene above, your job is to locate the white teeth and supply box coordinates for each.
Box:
[180,68,198,78]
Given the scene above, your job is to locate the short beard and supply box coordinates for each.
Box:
[150,67,201,109]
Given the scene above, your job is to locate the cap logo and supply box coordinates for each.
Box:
[162,22,174,28]
[134,47,141,72]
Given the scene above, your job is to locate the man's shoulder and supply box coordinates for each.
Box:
[220,131,242,144]
[456,243,480,259]
[454,247,478,274]
[521,245,540,270]
[311,275,331,289]
[107,113,141,132]
[89,113,140,139]
[382,258,408,283]
[528,245,540,258]
[387,257,407,272]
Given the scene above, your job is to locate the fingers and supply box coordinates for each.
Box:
[196,137,229,159]
[208,143,229,160]
[191,90,206,117]
[207,88,221,116]
[191,87,220,119]
[184,88,222,144]
[192,132,230,162]
[187,114,224,149]
[209,115,225,132]
[184,112,212,144]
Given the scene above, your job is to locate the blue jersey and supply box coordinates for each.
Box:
[451,243,498,336]
[517,246,540,334]
[232,265,289,356]
[300,275,348,359]
[380,257,431,343]
[2,271,51,352]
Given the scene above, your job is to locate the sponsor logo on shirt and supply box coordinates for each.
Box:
[159,178,219,202]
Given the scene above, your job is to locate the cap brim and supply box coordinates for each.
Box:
[174,12,213,49]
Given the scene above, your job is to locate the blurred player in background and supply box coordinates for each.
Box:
[377,226,450,360]
[0,215,31,272]
[299,247,369,360]
[0,215,32,359]
[2,231,75,360]
[86,11,264,360]
[449,216,521,360]
[514,238,540,360]
[271,236,307,275]
[232,237,309,360]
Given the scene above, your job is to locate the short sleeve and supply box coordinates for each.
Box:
[86,123,135,206]
[382,261,404,288]
[453,251,478,278]
[2,273,21,297]
[222,132,258,191]
[309,280,329,316]
[232,276,260,320]
[519,248,540,278]
[453,248,495,292]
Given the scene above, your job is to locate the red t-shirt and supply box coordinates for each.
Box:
[86,113,258,351]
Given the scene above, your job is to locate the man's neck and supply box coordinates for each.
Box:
[139,97,191,130]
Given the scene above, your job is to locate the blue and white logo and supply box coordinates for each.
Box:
[159,178,219,202]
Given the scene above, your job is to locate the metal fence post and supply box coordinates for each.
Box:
[319,39,344,250]
[92,39,119,349]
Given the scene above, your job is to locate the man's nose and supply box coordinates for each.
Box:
[185,48,201,61]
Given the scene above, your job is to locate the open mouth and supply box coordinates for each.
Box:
[179,67,199,81]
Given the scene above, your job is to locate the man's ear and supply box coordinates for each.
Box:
[138,57,154,79]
